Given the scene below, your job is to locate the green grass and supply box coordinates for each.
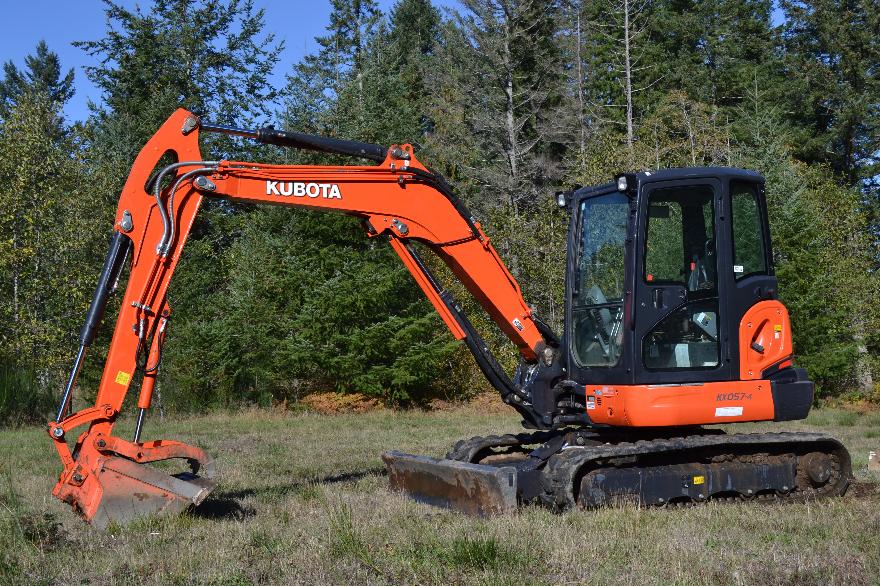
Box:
[0,407,878,585]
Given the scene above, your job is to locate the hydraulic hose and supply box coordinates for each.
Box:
[403,244,542,427]
[151,161,218,255]
[163,167,218,255]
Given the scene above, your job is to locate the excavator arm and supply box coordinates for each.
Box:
[48,109,560,526]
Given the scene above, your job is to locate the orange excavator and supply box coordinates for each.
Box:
[49,109,850,527]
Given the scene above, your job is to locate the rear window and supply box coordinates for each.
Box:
[730,182,767,279]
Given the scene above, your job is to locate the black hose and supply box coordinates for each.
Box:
[404,244,543,428]
[164,167,217,255]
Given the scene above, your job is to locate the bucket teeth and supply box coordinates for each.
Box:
[382,451,517,516]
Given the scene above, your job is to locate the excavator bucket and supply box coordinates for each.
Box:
[382,451,517,516]
[88,457,215,528]
[53,440,216,529]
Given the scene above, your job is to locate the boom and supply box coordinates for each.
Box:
[48,109,558,525]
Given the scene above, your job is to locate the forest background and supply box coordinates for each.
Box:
[0,0,877,422]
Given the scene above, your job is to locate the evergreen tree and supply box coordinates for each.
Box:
[284,0,381,139]
[430,0,567,213]
[164,0,460,407]
[76,0,283,158]
[732,101,879,396]
[363,0,442,143]
[646,0,782,112]
[570,0,657,161]
[780,0,880,188]
[0,40,75,116]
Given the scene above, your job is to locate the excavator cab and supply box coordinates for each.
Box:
[566,169,775,387]
[550,168,817,429]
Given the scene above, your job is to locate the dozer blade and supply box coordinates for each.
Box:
[382,451,517,516]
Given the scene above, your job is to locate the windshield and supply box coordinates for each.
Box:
[571,192,629,367]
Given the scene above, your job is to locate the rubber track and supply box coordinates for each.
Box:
[446,430,560,462]
[447,430,851,509]
[541,432,852,509]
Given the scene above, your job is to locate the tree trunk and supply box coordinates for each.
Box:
[624,0,634,162]
[576,9,586,151]
[852,317,874,395]
[502,16,518,211]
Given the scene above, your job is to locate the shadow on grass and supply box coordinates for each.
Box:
[190,497,257,520]
[191,467,387,521]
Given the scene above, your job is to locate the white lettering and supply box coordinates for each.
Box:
[264,181,343,200]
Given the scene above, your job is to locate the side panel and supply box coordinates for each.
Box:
[739,300,792,380]
[583,380,775,426]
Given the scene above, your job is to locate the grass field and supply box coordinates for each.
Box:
[1,405,878,585]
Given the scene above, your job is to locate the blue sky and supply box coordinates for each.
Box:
[0,1,457,122]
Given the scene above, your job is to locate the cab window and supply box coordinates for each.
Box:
[644,185,716,293]
[731,182,768,279]
[571,192,629,367]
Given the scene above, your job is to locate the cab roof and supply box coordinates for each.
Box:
[634,166,763,183]
[574,167,764,199]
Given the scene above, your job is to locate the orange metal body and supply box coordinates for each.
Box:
[583,380,775,426]
[739,300,792,380]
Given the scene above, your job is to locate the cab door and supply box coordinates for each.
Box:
[633,178,733,384]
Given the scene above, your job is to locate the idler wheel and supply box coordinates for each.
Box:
[800,452,833,486]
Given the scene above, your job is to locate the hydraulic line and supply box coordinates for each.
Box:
[163,166,218,254]
[152,161,218,255]
[403,243,541,426]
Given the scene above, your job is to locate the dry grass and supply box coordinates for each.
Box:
[299,392,384,414]
[1,407,878,585]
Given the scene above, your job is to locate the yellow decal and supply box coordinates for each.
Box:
[115,370,131,385]
[774,324,783,332]
[693,475,705,485]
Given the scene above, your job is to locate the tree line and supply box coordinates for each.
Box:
[0,0,877,422]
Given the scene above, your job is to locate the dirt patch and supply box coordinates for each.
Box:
[428,391,509,414]
[300,392,384,414]
[847,481,880,500]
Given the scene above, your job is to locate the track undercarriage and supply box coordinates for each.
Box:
[383,430,851,514]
